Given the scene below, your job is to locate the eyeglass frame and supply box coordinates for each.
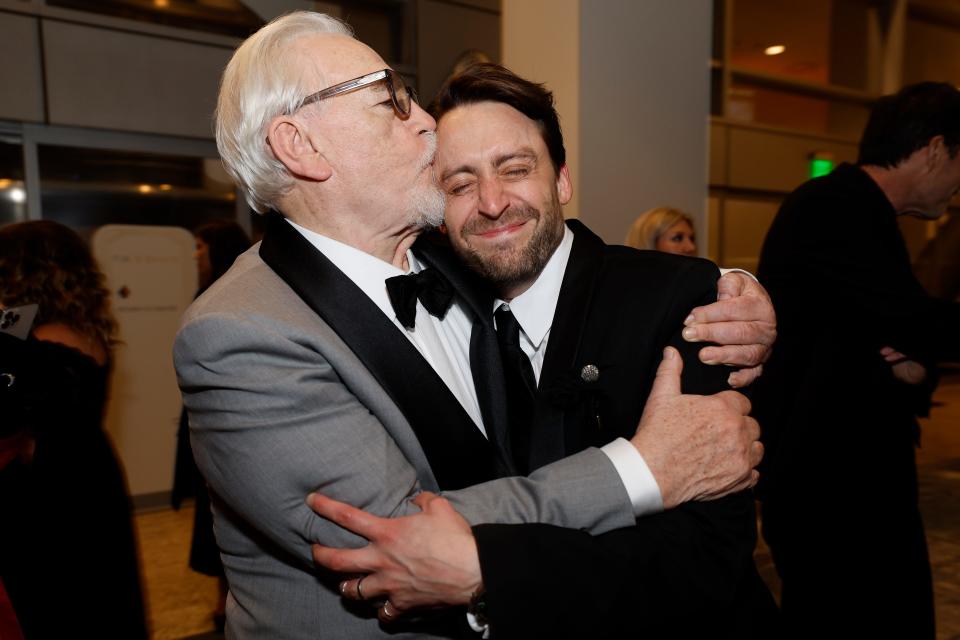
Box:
[292,69,415,120]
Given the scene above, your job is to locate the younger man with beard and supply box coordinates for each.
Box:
[178,15,770,639]
[310,64,777,638]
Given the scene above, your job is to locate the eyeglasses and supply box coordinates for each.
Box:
[294,69,416,119]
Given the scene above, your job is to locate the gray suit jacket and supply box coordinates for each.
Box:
[174,222,636,639]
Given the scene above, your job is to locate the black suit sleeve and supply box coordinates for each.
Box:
[473,262,771,639]
[760,189,960,364]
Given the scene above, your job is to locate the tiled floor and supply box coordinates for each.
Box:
[917,370,960,639]
[137,373,960,639]
[135,506,221,639]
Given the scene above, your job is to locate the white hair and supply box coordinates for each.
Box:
[215,11,353,213]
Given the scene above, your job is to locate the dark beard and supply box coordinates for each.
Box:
[453,194,565,294]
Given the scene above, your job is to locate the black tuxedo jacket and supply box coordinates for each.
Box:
[259,211,513,490]
[472,220,776,639]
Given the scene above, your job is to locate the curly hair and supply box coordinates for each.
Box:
[0,221,118,350]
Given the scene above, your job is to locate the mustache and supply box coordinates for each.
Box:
[417,131,437,173]
[460,204,540,235]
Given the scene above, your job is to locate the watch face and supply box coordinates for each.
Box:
[0,304,39,341]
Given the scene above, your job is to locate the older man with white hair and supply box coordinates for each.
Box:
[175,12,772,638]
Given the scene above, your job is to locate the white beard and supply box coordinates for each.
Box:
[405,131,445,229]
[407,183,446,229]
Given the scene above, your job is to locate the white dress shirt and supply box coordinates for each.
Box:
[493,226,663,517]
[288,219,661,516]
[287,220,485,435]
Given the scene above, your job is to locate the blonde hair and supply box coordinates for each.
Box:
[624,207,694,250]
[215,11,353,213]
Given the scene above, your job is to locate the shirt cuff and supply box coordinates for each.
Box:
[718,267,758,281]
[466,612,490,637]
[600,437,663,517]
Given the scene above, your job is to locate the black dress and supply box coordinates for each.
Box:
[0,335,148,638]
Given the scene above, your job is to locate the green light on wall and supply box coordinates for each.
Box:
[809,153,835,178]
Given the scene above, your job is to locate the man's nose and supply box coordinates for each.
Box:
[409,101,436,133]
[477,177,509,218]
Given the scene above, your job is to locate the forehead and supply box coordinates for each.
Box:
[292,33,387,88]
[436,101,547,166]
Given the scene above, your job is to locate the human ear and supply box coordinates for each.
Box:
[924,135,947,172]
[556,163,573,206]
[265,116,332,182]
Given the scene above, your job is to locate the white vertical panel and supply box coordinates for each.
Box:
[93,225,197,497]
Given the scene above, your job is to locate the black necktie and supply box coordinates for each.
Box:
[495,305,537,474]
[385,268,455,330]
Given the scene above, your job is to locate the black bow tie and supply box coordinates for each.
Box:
[385,268,455,330]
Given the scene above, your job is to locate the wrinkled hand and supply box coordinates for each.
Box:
[880,346,927,385]
[308,491,481,617]
[630,347,762,509]
[683,271,776,388]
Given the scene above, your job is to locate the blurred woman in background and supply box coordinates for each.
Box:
[625,206,697,256]
[0,220,147,638]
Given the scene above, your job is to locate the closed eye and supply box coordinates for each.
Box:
[447,181,476,196]
[502,166,531,179]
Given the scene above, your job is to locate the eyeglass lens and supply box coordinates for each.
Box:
[389,71,410,117]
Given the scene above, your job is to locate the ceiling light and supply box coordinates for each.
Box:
[9,188,25,203]
[138,184,153,194]
[765,45,786,56]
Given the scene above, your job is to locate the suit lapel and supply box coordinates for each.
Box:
[530,220,606,470]
[258,213,497,490]
[413,234,517,477]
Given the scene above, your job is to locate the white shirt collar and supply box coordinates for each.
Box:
[286,219,422,321]
[494,224,574,349]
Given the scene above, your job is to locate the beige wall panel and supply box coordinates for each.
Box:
[721,197,780,272]
[707,195,720,263]
[904,18,960,85]
[727,127,857,193]
[503,0,579,218]
[43,21,231,139]
[0,14,44,123]
[709,123,728,186]
[418,0,500,105]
